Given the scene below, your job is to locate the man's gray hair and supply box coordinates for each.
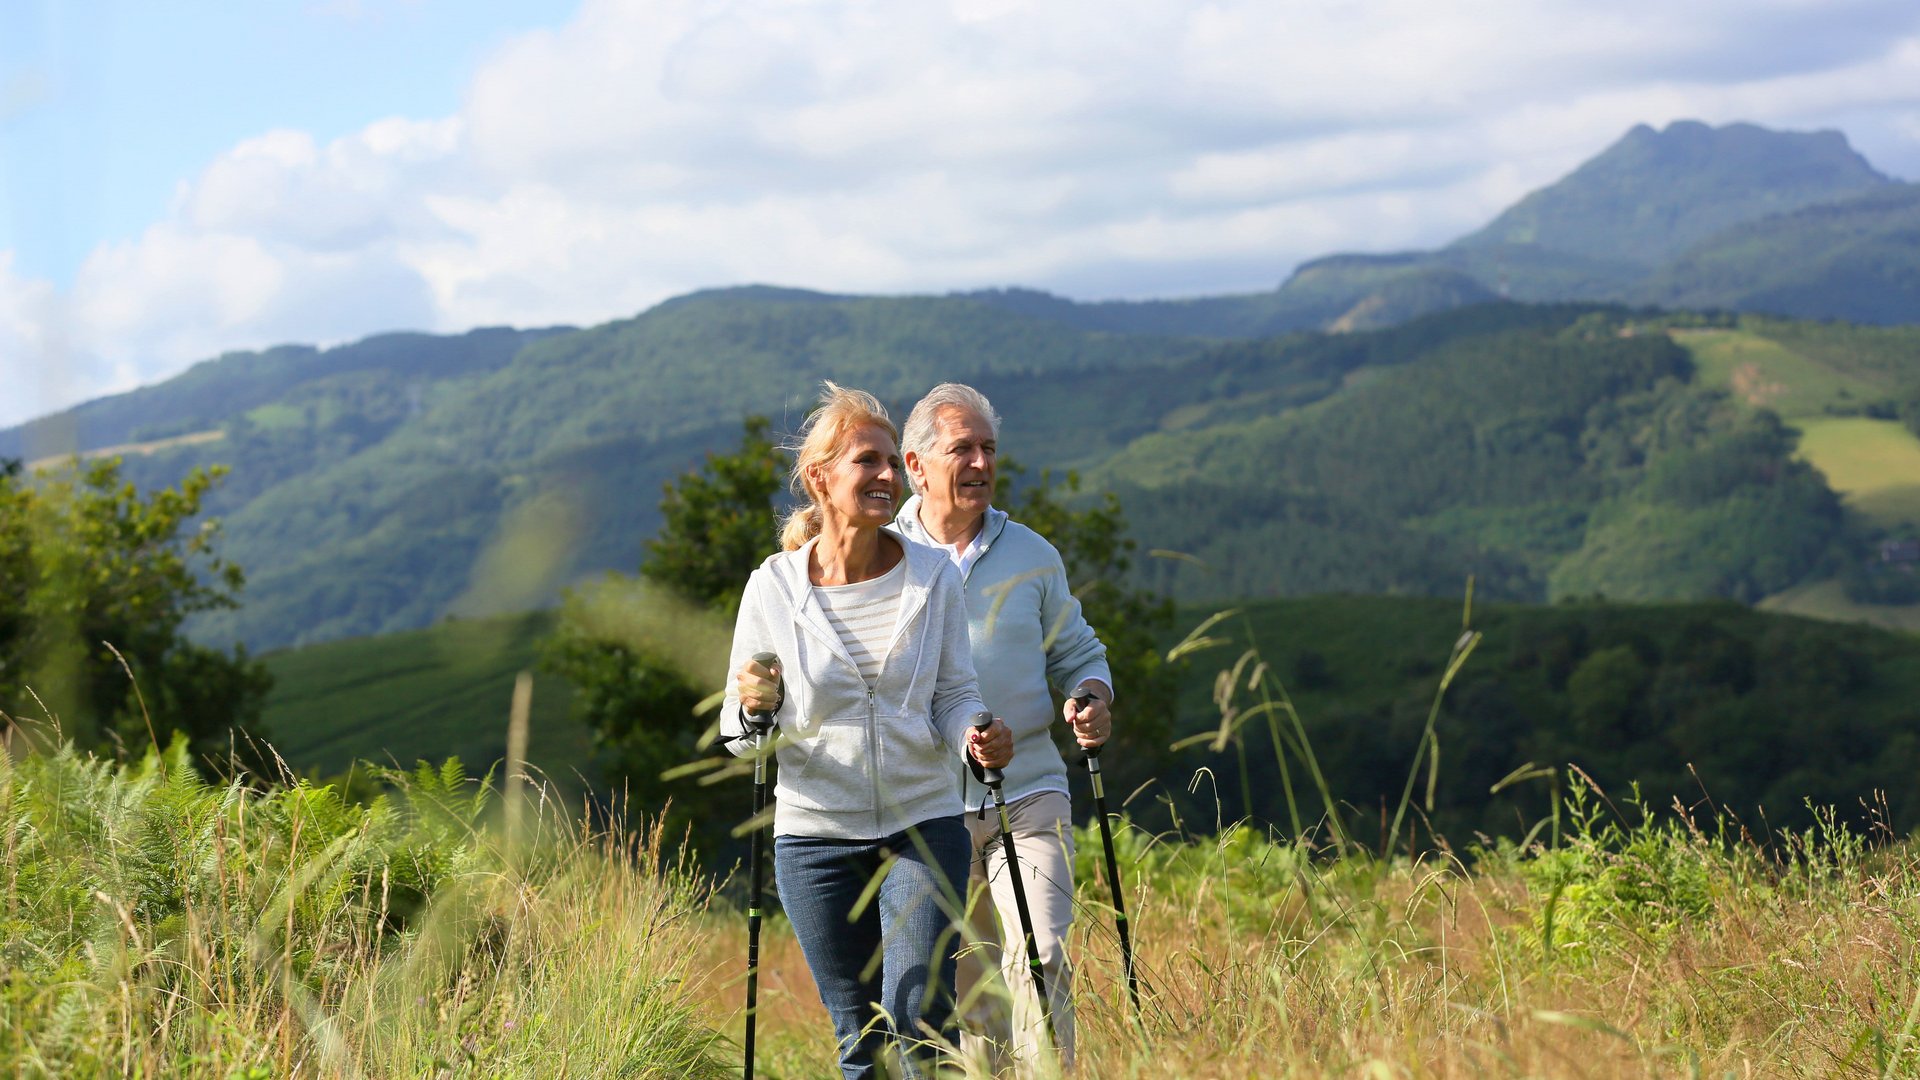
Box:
[901,383,1002,493]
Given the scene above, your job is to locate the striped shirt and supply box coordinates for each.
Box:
[813,558,907,684]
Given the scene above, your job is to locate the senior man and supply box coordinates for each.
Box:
[895,382,1113,1074]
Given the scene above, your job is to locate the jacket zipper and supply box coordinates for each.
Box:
[867,686,881,836]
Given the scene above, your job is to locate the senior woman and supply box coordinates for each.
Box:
[895,382,1114,1074]
[723,381,1014,1080]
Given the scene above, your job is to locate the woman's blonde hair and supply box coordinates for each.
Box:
[779,381,900,551]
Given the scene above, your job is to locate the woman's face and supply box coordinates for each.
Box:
[811,423,904,531]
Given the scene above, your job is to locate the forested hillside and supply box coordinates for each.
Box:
[247,592,1920,852]
[12,291,1201,648]
[7,122,1917,651]
[0,327,567,466]
[1106,308,1857,605]
[10,295,1909,651]
[1637,183,1920,323]
[1164,594,1920,844]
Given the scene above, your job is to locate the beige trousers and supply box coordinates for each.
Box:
[959,789,1076,1075]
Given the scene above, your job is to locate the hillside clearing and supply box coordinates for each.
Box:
[24,427,226,473]
[1673,327,1875,417]
[1760,577,1920,634]
[1792,416,1920,529]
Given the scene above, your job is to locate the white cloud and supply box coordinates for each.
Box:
[1,252,76,426]
[183,120,463,250]
[7,0,1920,427]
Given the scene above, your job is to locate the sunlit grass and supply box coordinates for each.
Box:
[13,589,1920,1078]
[0,729,730,1078]
[1674,328,1876,419]
[1793,417,1920,530]
[9,726,1920,1079]
[1760,577,1920,634]
[694,798,1920,1077]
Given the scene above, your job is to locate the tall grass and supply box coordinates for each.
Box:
[0,729,730,1078]
[10,598,1920,1078]
[705,602,1920,1077]
[710,785,1920,1076]
[1042,785,1920,1077]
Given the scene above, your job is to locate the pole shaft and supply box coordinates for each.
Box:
[744,652,781,1080]
[745,733,769,1080]
[1086,751,1139,1010]
[992,785,1058,1051]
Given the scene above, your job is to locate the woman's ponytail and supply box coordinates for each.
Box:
[779,503,821,551]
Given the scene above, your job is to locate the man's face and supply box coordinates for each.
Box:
[907,406,996,522]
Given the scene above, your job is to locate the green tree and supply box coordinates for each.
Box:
[639,416,784,615]
[1566,644,1651,744]
[1899,383,1920,440]
[543,615,709,805]
[0,458,271,766]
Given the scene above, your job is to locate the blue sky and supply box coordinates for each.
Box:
[5,0,1920,429]
[1,0,570,282]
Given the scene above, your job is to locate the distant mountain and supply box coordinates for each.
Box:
[1297,121,1910,321]
[1452,120,1890,268]
[8,120,1920,651]
[1637,182,1920,322]
[0,327,570,465]
[959,260,1496,339]
[954,122,1915,335]
[9,292,1892,651]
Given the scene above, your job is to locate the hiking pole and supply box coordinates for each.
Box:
[1074,688,1139,1012]
[743,651,782,1080]
[971,710,1058,1051]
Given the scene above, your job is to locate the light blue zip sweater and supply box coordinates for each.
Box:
[720,529,988,839]
[895,496,1113,811]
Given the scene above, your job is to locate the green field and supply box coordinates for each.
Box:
[1679,325,1920,620]
[1674,327,1880,418]
[260,610,598,787]
[1792,416,1920,529]
[1760,577,1920,634]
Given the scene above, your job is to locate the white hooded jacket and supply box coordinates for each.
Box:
[721,529,988,839]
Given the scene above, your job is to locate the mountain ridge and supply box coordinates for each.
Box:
[5,121,1917,652]
[11,119,1914,457]
[1453,120,1891,266]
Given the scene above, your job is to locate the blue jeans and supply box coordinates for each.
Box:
[776,816,972,1079]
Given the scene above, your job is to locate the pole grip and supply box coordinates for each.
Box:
[1071,688,1104,761]
[747,651,782,734]
[970,710,1003,786]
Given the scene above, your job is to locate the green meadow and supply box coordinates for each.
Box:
[1760,577,1920,634]
[1793,416,1920,529]
[1676,326,1878,416]
[260,611,595,790]
[1675,321,1920,622]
